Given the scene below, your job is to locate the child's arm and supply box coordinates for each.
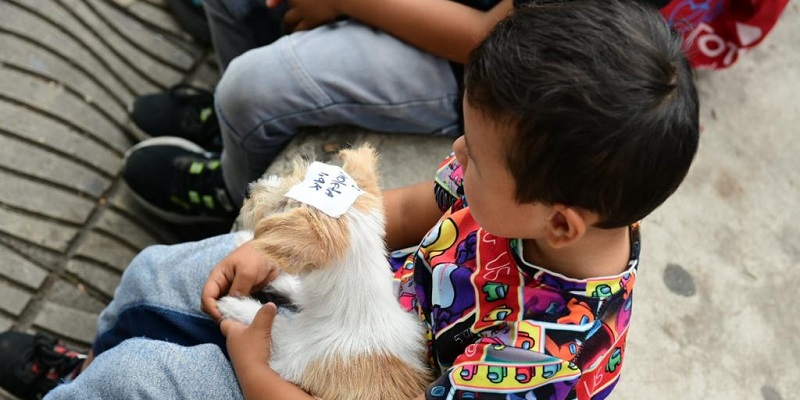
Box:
[340,0,512,63]
[384,180,444,250]
[221,303,317,400]
[279,0,513,64]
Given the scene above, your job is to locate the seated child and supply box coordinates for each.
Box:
[0,0,698,399]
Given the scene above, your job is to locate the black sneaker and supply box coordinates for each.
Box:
[166,0,212,45]
[0,331,86,400]
[122,137,237,224]
[131,84,222,151]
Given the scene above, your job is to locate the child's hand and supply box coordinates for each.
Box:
[202,240,281,321]
[221,303,319,399]
[220,302,278,367]
[267,0,340,32]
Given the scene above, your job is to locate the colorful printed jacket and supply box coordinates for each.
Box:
[390,155,640,399]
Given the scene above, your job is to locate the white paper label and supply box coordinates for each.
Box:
[284,162,364,218]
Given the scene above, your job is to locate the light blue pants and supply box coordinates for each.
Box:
[47,234,244,399]
[203,0,461,204]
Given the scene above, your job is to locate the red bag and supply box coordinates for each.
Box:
[660,0,790,69]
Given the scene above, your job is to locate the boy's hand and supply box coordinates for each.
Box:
[220,302,278,366]
[201,240,281,321]
[266,0,340,32]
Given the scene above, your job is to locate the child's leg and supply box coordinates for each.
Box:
[46,339,243,400]
[215,20,461,204]
[91,233,238,357]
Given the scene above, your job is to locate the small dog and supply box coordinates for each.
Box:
[217,145,432,400]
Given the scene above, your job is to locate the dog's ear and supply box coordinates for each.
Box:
[240,176,288,231]
[251,206,349,275]
[339,144,380,197]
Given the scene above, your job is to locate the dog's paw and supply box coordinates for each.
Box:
[263,175,282,189]
[250,175,283,193]
[232,230,255,246]
[267,273,301,300]
[217,296,264,325]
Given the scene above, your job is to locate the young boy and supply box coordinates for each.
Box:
[0,0,698,399]
[211,2,698,398]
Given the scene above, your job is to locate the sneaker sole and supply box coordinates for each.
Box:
[0,386,21,400]
[123,137,238,225]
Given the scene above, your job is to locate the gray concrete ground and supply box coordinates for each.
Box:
[0,0,797,398]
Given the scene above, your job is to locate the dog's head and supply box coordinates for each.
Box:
[240,144,383,275]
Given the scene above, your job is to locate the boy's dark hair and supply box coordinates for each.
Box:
[465,0,699,228]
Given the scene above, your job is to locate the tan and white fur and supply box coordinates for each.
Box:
[217,145,432,400]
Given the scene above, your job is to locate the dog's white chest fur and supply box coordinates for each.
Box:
[268,253,425,382]
[217,145,431,399]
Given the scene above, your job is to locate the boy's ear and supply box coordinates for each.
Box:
[252,207,349,275]
[544,205,591,248]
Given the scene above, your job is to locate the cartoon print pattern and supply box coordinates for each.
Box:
[391,155,640,399]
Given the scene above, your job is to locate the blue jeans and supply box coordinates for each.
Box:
[46,234,244,399]
[203,0,461,204]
